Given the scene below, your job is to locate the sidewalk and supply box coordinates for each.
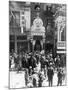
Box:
[9,70,66,88]
[10,71,26,88]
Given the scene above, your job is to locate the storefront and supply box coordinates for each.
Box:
[10,34,29,54]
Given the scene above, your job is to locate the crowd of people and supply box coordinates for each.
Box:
[9,50,66,87]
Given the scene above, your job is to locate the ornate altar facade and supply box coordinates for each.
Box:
[30,13,45,51]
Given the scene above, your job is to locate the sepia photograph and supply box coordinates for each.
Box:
[9,0,66,89]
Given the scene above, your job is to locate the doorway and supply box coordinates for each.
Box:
[45,43,53,54]
[10,42,15,53]
[34,40,42,51]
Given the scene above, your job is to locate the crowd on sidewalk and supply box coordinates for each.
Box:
[9,50,66,87]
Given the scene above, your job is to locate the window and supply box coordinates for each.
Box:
[34,4,40,11]
[22,11,25,14]
[61,27,66,41]
[22,16,25,20]
[9,11,20,26]
[20,11,26,27]
[10,35,15,41]
[17,35,27,40]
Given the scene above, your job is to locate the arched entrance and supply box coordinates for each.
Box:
[34,40,42,51]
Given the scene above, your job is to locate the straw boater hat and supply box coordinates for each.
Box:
[29,66,32,69]
[29,53,32,56]
[10,55,12,58]
[49,62,53,66]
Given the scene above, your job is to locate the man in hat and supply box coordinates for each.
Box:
[57,67,63,86]
[40,55,45,71]
[55,55,61,69]
[47,65,54,86]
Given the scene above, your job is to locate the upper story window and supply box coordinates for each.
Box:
[20,8,30,30]
[9,11,20,27]
[61,27,66,41]
[20,10,26,27]
[22,11,25,14]
[34,4,40,11]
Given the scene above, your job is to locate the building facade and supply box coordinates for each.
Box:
[9,1,66,58]
[9,1,31,54]
[55,5,66,55]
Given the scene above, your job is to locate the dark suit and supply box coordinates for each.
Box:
[47,67,54,86]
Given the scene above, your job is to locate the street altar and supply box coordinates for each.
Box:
[31,13,45,37]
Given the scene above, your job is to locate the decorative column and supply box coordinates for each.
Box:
[15,35,17,53]
[27,36,30,53]
[40,40,43,50]
[21,27,24,34]
[28,41,30,53]
[43,37,45,48]
[32,40,35,52]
